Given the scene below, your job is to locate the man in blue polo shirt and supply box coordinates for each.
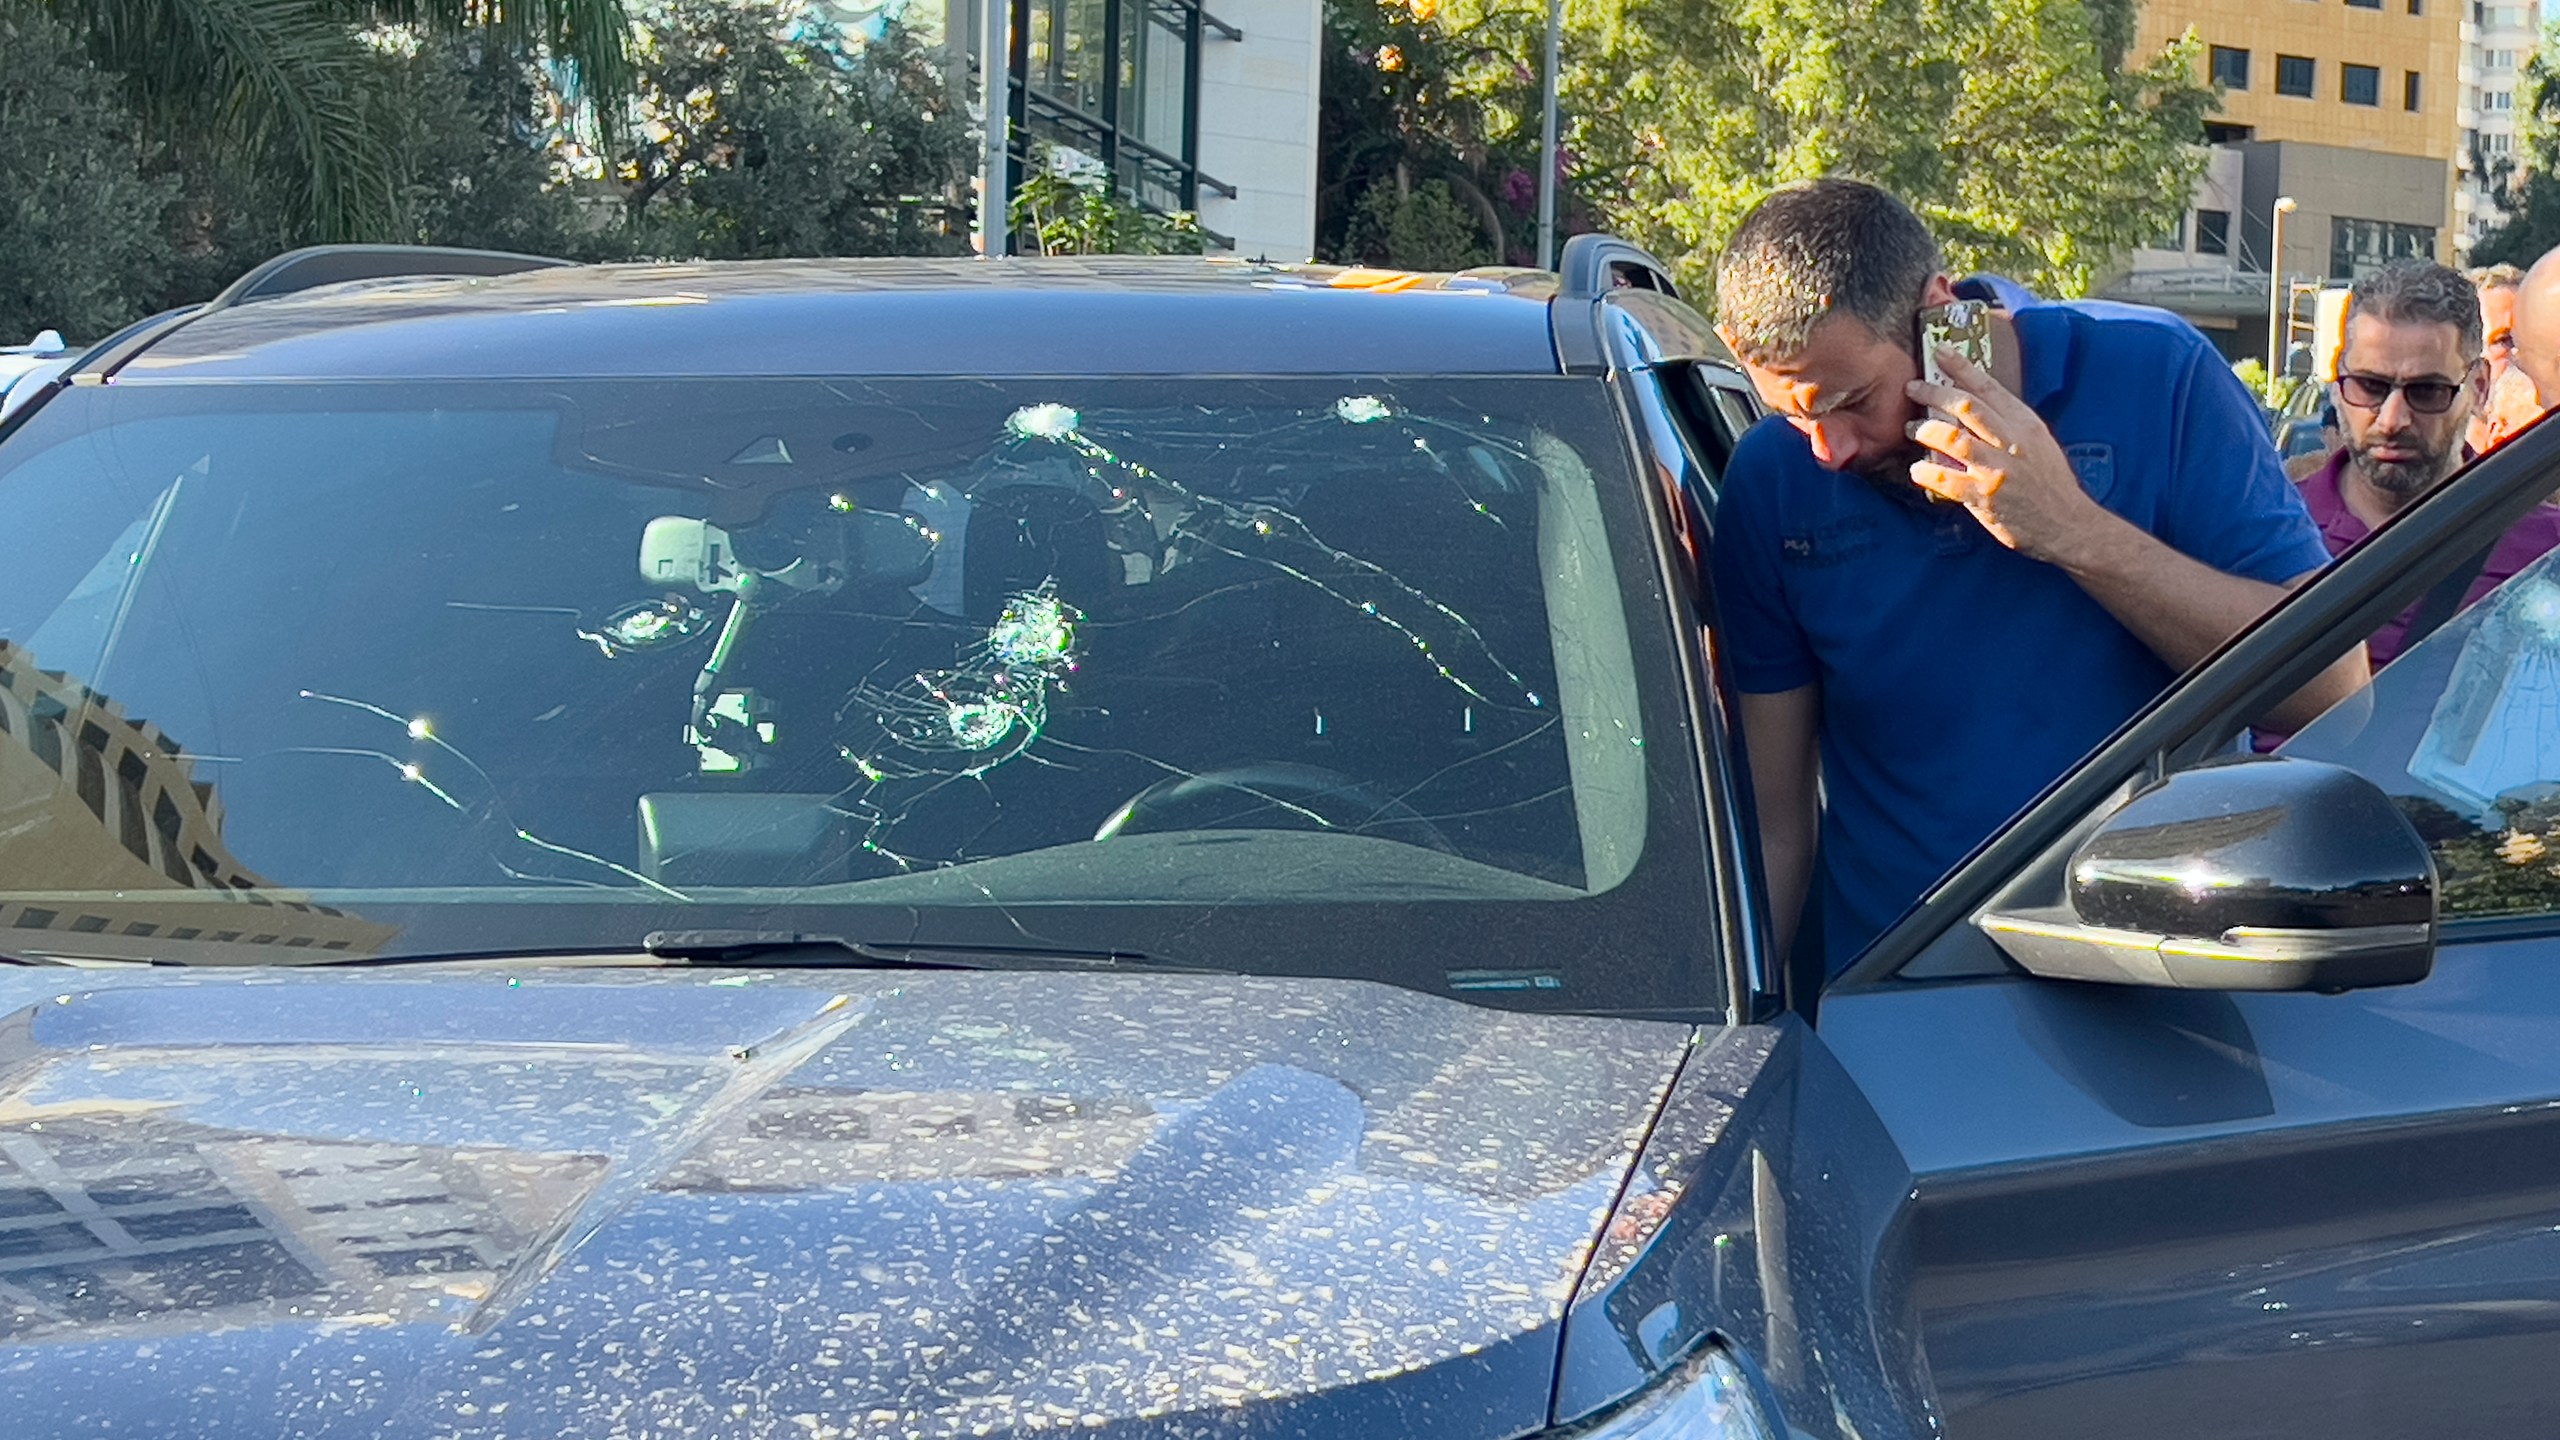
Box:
[1707,179,2367,974]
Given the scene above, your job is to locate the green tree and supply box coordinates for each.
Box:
[1318,0,1540,268]
[2472,33,2560,267]
[154,29,589,311]
[1561,0,2212,296]
[39,0,634,242]
[0,2,179,340]
[1011,143,1208,256]
[610,2,975,259]
[1341,177,1493,269]
[1321,0,2214,295]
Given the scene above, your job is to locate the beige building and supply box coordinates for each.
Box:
[0,640,393,960]
[2109,0,2469,356]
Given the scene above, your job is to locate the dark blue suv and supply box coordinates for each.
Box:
[0,238,2553,1439]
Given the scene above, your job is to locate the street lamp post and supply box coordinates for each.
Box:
[1536,0,1561,270]
[2264,195,2298,403]
[976,0,1012,258]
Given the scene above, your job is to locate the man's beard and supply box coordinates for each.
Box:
[1851,440,1947,509]
[2348,431,2458,498]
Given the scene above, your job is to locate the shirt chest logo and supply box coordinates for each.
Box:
[2064,442,2117,503]
[1780,514,1883,567]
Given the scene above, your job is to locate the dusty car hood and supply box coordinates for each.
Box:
[0,967,1691,1438]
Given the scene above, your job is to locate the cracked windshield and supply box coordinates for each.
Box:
[0,377,1708,1004]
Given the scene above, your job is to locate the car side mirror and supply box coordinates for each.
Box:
[1979,757,2436,992]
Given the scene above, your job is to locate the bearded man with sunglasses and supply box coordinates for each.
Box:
[2301,258,2560,668]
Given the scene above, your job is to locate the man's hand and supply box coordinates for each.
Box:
[1909,346,2366,731]
[1906,348,2103,563]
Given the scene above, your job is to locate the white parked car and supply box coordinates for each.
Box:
[0,329,72,420]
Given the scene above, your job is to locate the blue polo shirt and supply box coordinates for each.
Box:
[1708,278,2331,973]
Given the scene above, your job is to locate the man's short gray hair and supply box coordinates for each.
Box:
[1714,179,1942,362]
[2470,262,2524,295]
[2350,259,2485,360]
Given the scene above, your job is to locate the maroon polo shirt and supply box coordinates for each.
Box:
[2299,446,2560,668]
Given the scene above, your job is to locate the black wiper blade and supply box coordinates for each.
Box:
[639,930,1184,972]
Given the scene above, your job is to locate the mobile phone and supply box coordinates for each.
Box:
[1918,300,1995,387]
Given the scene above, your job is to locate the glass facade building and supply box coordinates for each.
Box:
[964,0,1240,243]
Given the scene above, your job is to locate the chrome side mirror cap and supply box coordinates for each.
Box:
[1980,757,2437,992]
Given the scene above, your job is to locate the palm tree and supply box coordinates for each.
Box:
[42,0,635,242]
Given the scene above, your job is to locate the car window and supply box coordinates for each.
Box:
[0,376,1720,1013]
[2284,543,2560,920]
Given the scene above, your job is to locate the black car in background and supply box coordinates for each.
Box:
[1,240,2559,1439]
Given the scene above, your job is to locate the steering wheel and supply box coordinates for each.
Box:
[1093,762,1459,854]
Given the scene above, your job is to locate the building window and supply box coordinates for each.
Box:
[2203,122,2257,143]
[2331,217,2437,280]
[2210,45,2250,89]
[2494,88,2515,110]
[2347,0,2381,9]
[2277,54,2316,97]
[2406,70,2423,110]
[2156,212,2188,250]
[2197,209,2233,256]
[2343,63,2382,106]
[2408,0,2422,14]
[982,0,1233,245]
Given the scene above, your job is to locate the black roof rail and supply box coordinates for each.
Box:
[64,305,202,380]
[1557,235,1679,301]
[206,244,573,311]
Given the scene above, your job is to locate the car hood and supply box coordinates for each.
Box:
[0,966,1692,1438]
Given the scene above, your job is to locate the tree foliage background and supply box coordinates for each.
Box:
[2471,30,2560,268]
[0,0,976,342]
[1319,0,2216,300]
[13,0,2234,343]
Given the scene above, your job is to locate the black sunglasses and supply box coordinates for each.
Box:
[2336,371,2469,415]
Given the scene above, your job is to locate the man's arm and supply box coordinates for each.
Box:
[1908,351,2367,731]
[2041,521,2367,730]
[1738,684,1820,962]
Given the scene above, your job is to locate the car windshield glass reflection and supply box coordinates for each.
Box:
[2285,544,2560,916]
[0,378,1712,1010]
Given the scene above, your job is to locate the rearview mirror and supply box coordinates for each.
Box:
[1979,757,2436,992]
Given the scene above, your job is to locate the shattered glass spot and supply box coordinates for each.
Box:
[1333,395,1393,425]
[832,582,1085,864]
[1004,403,1082,442]
[983,585,1080,672]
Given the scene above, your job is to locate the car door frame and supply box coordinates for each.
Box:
[1582,288,1797,1018]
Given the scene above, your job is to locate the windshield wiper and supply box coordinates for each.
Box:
[641,930,1190,972]
[140,931,1207,973]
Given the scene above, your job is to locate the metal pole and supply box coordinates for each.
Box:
[2264,196,2296,403]
[1536,0,1561,270]
[977,0,1012,257]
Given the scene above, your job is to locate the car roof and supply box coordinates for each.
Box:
[111,256,1572,383]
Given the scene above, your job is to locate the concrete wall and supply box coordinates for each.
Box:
[1193,0,1323,262]
[2238,140,2450,278]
